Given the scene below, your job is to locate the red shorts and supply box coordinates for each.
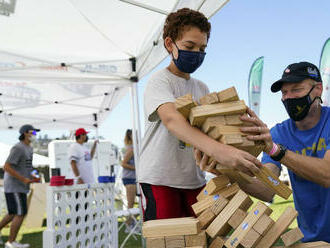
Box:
[140,183,204,221]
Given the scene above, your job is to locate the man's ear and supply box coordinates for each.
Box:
[164,37,173,53]
[315,82,323,96]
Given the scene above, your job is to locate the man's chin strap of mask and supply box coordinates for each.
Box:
[282,85,323,121]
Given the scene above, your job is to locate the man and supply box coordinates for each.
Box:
[238,62,330,243]
[0,124,40,248]
[69,128,98,184]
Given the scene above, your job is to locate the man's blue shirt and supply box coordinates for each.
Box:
[262,106,330,242]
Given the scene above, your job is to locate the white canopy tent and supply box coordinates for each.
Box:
[0,142,49,167]
[0,0,229,165]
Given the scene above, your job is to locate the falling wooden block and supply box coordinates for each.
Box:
[215,166,253,185]
[280,227,304,246]
[202,116,226,133]
[254,166,292,200]
[197,182,240,202]
[142,217,201,238]
[146,237,166,248]
[210,196,229,215]
[208,125,247,140]
[253,214,274,236]
[240,228,262,248]
[189,100,247,127]
[217,87,239,103]
[192,194,226,216]
[184,230,207,247]
[200,92,219,105]
[228,208,247,229]
[206,190,253,238]
[198,208,216,229]
[255,206,298,248]
[175,94,197,119]
[165,235,185,248]
[196,175,230,201]
[210,236,226,248]
[219,134,243,145]
[289,241,330,247]
[225,202,273,248]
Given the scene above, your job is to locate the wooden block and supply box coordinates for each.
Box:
[192,194,226,216]
[217,87,239,103]
[197,208,216,229]
[142,217,201,238]
[202,116,226,133]
[254,166,292,200]
[233,136,255,148]
[189,100,247,127]
[165,235,185,248]
[175,94,197,119]
[215,166,253,185]
[225,114,244,126]
[228,208,247,229]
[225,201,273,248]
[146,237,165,248]
[255,207,298,248]
[240,229,262,248]
[210,236,226,248]
[196,175,230,201]
[198,183,241,203]
[280,228,304,246]
[219,134,243,145]
[185,230,207,247]
[289,241,330,247]
[206,190,252,238]
[200,92,219,105]
[210,196,229,215]
[253,214,274,236]
[208,125,247,140]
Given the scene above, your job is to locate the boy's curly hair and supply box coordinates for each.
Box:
[163,8,211,45]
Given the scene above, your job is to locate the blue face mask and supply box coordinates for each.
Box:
[172,43,206,73]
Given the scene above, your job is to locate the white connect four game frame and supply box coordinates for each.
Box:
[43,183,118,248]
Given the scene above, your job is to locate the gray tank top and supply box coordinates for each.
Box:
[122,145,136,179]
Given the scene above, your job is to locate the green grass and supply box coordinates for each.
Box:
[0,195,295,247]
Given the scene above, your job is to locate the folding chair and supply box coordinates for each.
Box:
[115,208,142,248]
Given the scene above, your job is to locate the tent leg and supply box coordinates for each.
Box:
[129,83,145,248]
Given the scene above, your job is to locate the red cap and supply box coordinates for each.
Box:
[75,128,89,136]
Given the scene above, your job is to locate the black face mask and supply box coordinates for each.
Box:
[282,85,320,121]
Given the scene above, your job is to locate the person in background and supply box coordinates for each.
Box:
[68,128,98,184]
[121,129,137,232]
[0,124,40,248]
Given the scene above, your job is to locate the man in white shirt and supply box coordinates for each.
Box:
[68,128,98,184]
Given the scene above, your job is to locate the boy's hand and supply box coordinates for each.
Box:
[194,148,221,176]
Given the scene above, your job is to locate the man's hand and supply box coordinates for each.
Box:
[77,178,84,184]
[240,107,274,153]
[22,178,35,185]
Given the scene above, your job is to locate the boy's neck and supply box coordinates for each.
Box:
[167,62,190,80]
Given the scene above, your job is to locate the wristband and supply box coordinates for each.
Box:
[268,143,279,156]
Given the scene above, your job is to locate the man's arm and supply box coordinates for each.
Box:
[71,160,83,184]
[121,148,135,170]
[3,162,33,185]
[241,107,330,188]
[157,102,262,175]
[279,150,330,188]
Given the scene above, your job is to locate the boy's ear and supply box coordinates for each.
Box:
[164,37,173,53]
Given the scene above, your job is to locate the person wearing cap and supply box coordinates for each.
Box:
[0,124,40,248]
[68,128,98,184]
[235,62,330,243]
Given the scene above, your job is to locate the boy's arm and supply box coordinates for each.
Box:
[4,162,33,185]
[157,102,262,175]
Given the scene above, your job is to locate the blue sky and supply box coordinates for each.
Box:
[1,0,330,148]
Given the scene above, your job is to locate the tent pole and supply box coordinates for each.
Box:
[129,82,145,248]
[94,113,100,178]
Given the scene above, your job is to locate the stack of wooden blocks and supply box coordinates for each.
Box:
[141,87,329,247]
[143,175,329,247]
